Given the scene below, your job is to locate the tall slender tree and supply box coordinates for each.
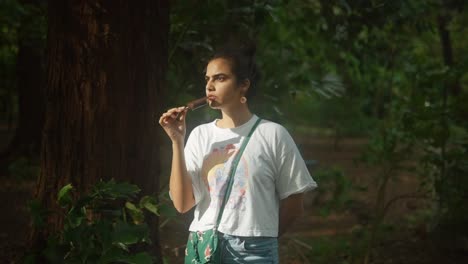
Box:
[30,0,169,259]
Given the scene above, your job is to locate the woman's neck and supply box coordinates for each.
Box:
[218,105,253,129]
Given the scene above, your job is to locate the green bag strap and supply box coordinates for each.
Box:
[214,117,262,229]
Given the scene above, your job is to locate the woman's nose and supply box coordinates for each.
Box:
[206,81,215,91]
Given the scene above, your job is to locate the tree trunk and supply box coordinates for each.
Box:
[437,13,461,96]
[30,0,169,260]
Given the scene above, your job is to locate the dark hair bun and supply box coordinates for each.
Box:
[241,42,256,58]
[210,41,260,100]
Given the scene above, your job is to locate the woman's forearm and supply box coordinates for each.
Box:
[278,193,304,237]
[169,142,195,213]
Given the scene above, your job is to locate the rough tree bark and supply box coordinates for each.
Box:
[30,0,169,260]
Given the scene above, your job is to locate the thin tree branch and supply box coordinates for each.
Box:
[382,191,432,219]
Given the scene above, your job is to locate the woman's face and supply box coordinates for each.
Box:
[205,58,247,109]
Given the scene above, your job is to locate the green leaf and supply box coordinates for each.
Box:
[67,206,86,228]
[115,242,129,252]
[94,220,114,252]
[64,195,94,228]
[99,247,126,262]
[93,179,141,200]
[125,202,144,224]
[139,196,159,215]
[112,221,149,245]
[73,195,94,209]
[57,183,73,207]
[123,252,153,264]
[102,251,153,264]
[125,201,138,211]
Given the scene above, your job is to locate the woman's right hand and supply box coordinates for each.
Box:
[159,107,188,144]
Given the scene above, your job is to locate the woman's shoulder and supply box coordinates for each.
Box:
[256,118,299,155]
[257,118,293,140]
[258,118,289,133]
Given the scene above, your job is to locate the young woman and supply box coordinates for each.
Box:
[159,45,317,263]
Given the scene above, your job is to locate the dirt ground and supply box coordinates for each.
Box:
[1,133,466,263]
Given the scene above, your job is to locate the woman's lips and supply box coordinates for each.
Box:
[207,95,217,105]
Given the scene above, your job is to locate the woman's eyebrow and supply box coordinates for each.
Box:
[205,73,228,79]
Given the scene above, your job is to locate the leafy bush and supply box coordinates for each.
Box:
[312,167,353,217]
[29,179,160,264]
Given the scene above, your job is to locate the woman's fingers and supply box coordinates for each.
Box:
[159,107,187,125]
[175,107,188,121]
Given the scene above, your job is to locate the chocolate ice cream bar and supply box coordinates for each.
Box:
[175,96,207,120]
[186,97,207,110]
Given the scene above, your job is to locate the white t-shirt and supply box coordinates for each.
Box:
[182,115,317,237]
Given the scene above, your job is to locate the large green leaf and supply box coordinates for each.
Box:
[65,195,94,228]
[93,179,141,200]
[112,221,149,245]
[99,247,126,263]
[125,202,144,224]
[93,220,114,253]
[57,183,73,207]
[139,196,159,216]
[119,252,154,264]
[101,250,153,264]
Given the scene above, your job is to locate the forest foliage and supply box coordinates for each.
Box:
[1,0,467,263]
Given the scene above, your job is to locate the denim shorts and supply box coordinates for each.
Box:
[218,232,279,263]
